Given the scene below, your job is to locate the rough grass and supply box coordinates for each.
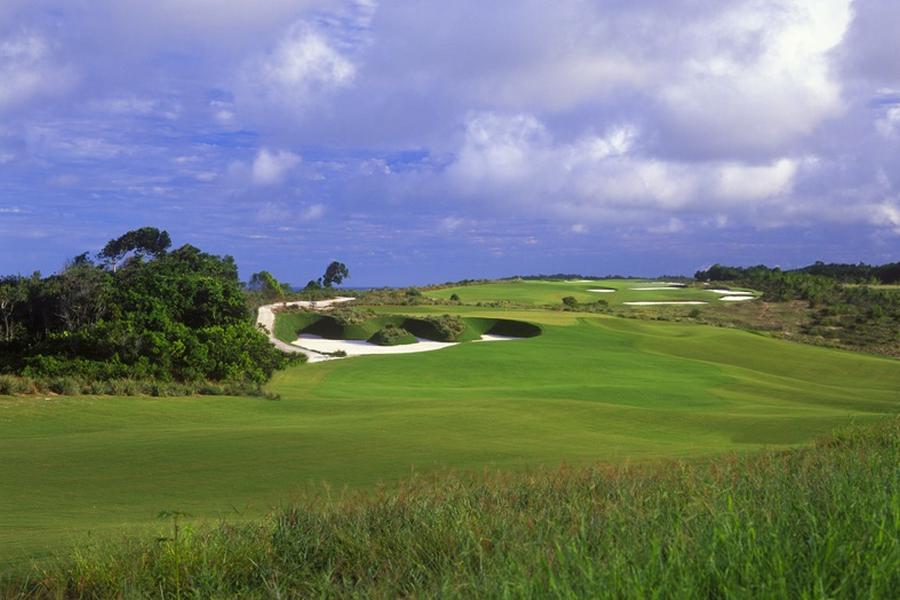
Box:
[4,419,897,599]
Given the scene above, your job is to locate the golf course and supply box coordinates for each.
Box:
[2,298,897,570]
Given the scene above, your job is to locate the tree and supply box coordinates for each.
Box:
[322,261,349,288]
[0,276,27,342]
[248,271,288,300]
[99,227,172,271]
[562,296,578,308]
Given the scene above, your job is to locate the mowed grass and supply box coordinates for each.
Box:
[428,278,757,306]
[1,306,898,570]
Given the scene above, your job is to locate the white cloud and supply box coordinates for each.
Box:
[252,148,301,185]
[658,0,851,156]
[447,111,802,223]
[876,106,900,139]
[241,22,356,116]
[300,203,325,221]
[0,32,74,112]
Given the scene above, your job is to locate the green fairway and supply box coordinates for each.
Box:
[427,278,758,306]
[1,306,897,569]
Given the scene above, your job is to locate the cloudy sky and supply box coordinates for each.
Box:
[1,0,898,285]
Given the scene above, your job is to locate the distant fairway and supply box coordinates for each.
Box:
[1,305,897,568]
[428,279,758,306]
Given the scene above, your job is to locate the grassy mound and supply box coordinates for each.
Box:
[274,310,541,344]
[6,420,897,598]
[367,324,418,346]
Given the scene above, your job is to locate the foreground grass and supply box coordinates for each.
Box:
[5,420,897,599]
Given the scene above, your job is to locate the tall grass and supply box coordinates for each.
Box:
[5,420,898,598]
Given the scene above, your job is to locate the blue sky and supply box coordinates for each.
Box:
[1,0,898,286]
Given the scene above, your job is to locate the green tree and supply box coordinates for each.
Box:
[99,227,172,271]
[0,276,27,342]
[322,261,349,288]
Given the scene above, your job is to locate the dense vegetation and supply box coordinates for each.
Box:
[696,263,900,353]
[0,229,290,387]
[5,419,896,598]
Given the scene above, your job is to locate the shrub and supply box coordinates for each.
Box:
[449,293,460,302]
[44,377,80,396]
[368,325,417,346]
[562,296,578,307]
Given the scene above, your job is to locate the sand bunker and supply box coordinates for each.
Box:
[624,301,708,306]
[720,296,756,302]
[256,297,356,357]
[567,279,599,283]
[707,289,753,295]
[293,332,523,362]
[587,288,616,293]
[631,286,685,291]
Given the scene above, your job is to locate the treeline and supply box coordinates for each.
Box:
[696,263,900,353]
[696,261,900,286]
[0,228,291,386]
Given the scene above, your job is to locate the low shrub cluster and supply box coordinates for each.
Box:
[5,420,897,598]
[368,324,417,346]
[0,374,277,399]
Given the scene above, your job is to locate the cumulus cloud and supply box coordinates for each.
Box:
[251,148,302,185]
[447,112,802,226]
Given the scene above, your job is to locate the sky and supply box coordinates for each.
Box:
[0,0,898,286]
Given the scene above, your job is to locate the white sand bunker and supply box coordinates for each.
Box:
[567,279,598,283]
[706,289,753,295]
[293,333,524,363]
[720,295,756,302]
[631,287,685,291]
[624,301,708,306]
[587,288,616,293]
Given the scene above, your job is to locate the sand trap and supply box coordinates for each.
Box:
[707,289,754,295]
[624,301,708,306]
[476,334,526,342]
[293,332,523,362]
[720,295,756,302]
[631,286,685,291]
[647,282,686,287]
[587,288,616,293]
[567,279,598,283]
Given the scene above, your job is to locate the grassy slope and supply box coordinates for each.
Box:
[428,279,758,306]
[1,307,898,569]
[6,420,898,598]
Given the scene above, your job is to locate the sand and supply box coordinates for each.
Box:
[587,288,616,293]
[707,289,754,295]
[720,296,756,302]
[624,301,708,306]
[631,287,685,291]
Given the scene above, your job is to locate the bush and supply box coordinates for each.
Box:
[368,325,417,346]
[0,375,35,395]
[449,293,460,302]
[44,377,80,395]
[562,296,578,307]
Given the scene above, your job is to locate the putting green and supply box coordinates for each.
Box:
[427,279,758,306]
[1,306,897,568]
